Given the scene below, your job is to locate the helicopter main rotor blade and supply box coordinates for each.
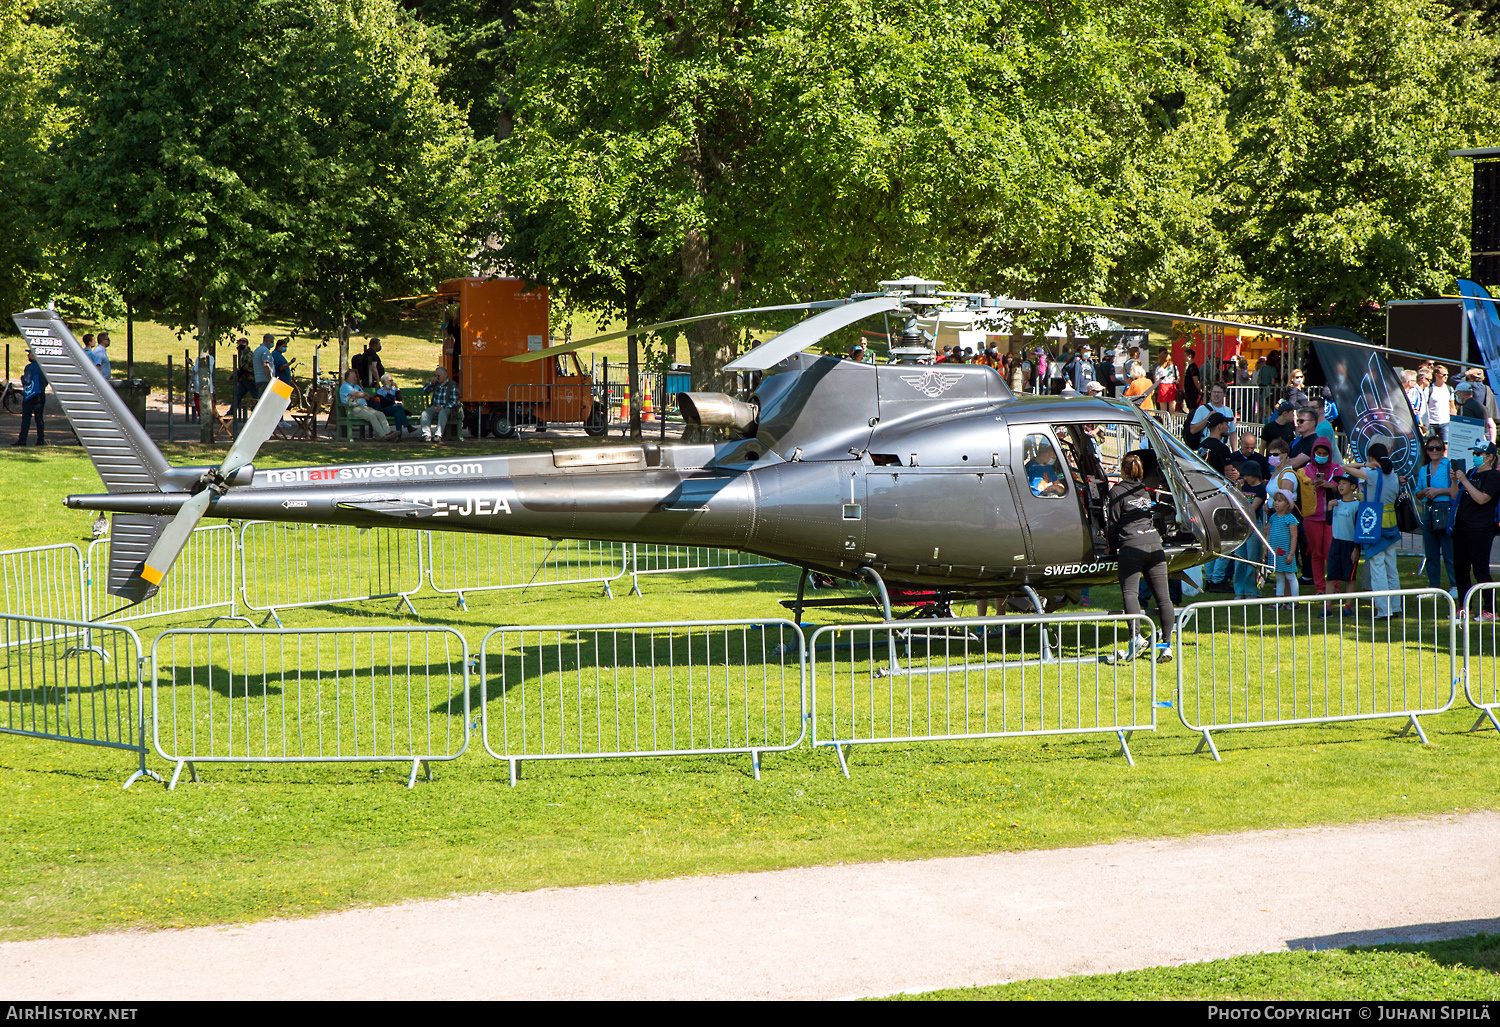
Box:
[504,301,849,363]
[724,296,905,372]
[984,299,1446,361]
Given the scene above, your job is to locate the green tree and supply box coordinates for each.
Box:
[48,0,489,439]
[1222,0,1500,336]
[496,0,1239,411]
[274,0,497,371]
[0,0,64,323]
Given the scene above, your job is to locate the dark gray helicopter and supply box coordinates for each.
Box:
[15,278,1331,617]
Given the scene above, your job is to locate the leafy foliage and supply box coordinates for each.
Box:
[1223,0,1500,334]
[0,0,65,318]
[42,0,490,435]
[494,0,1246,394]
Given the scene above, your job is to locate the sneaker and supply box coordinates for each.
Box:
[1131,635,1154,660]
[1156,645,1173,663]
[1451,588,1460,600]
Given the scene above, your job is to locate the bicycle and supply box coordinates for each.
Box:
[1,379,22,415]
[286,358,336,413]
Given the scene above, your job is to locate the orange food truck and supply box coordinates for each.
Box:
[433,277,609,438]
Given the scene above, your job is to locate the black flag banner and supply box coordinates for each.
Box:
[1308,325,1422,479]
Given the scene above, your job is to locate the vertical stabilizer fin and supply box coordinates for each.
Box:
[9,308,172,493]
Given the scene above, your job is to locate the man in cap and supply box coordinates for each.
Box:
[846,343,866,362]
[1199,412,1237,591]
[1200,412,1235,477]
[1261,400,1297,452]
[1064,344,1097,394]
[1464,366,1499,422]
[1095,349,1118,396]
[1455,380,1495,442]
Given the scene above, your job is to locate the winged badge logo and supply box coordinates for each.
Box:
[901,371,964,398]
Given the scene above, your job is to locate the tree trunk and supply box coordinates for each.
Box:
[338,300,351,375]
[626,282,641,440]
[681,226,743,443]
[197,300,215,443]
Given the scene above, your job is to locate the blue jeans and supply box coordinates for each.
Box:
[1207,556,1231,584]
[1233,537,1263,596]
[1421,524,1456,591]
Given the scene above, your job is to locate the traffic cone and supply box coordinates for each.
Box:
[642,392,655,422]
[618,387,629,420]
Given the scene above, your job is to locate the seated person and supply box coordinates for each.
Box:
[373,373,415,434]
[420,366,463,442]
[1025,438,1067,497]
[339,369,397,441]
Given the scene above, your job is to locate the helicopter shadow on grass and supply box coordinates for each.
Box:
[459,627,798,709]
[0,678,136,705]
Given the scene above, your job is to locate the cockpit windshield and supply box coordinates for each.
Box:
[1152,428,1220,483]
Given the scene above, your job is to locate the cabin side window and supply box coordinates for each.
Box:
[1022,433,1067,499]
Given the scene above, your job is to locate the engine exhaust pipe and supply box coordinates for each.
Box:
[676,392,758,435]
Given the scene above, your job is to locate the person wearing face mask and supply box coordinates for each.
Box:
[1301,439,1342,597]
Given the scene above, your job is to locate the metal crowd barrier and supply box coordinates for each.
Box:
[1174,589,1457,759]
[86,524,248,625]
[425,532,630,608]
[479,618,806,784]
[808,612,1160,775]
[150,626,470,788]
[629,544,784,593]
[1460,583,1500,734]
[0,543,86,624]
[238,520,424,625]
[0,613,159,788]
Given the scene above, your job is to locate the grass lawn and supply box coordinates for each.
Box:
[1,432,1499,1006]
[880,935,1500,1000]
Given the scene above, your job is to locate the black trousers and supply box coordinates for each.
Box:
[16,395,43,443]
[1118,544,1175,637]
[1454,527,1496,612]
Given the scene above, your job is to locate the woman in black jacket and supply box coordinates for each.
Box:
[1108,453,1175,661]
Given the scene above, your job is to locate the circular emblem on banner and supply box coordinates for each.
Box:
[1352,407,1418,477]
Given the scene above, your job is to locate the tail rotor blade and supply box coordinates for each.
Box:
[139,491,213,587]
[221,379,294,475]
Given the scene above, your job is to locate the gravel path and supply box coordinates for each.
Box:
[5,812,1498,1000]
